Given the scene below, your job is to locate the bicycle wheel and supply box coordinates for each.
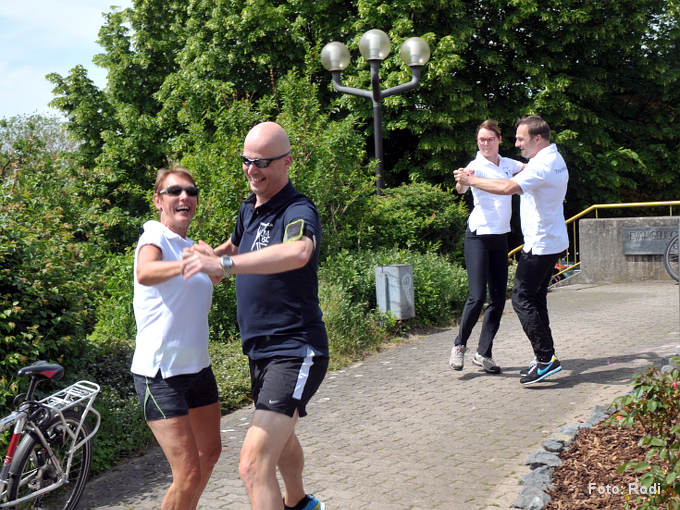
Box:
[664,234,679,282]
[6,411,92,510]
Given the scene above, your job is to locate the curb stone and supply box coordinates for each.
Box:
[511,404,614,510]
[512,347,680,510]
[512,487,551,510]
[661,348,680,373]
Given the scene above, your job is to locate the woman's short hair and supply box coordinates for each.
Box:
[476,119,502,139]
[154,166,196,193]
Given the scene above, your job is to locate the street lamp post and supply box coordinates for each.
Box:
[321,29,431,193]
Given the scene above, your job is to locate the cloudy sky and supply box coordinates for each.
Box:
[0,1,132,119]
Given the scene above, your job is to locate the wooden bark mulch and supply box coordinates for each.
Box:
[545,420,668,509]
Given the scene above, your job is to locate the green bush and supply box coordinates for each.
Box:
[361,182,469,261]
[0,169,100,412]
[85,340,152,474]
[88,249,136,346]
[271,72,376,259]
[320,248,469,327]
[0,219,90,400]
[209,340,252,412]
[173,71,376,262]
[319,279,390,365]
[610,357,680,508]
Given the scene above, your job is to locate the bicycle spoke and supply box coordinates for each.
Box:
[664,235,679,281]
[7,413,92,510]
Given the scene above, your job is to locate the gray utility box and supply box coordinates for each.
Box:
[375,264,415,320]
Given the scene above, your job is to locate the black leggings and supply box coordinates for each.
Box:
[454,228,509,358]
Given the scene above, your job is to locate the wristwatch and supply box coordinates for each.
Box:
[220,255,234,276]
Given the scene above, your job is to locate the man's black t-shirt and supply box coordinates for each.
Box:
[231,180,329,359]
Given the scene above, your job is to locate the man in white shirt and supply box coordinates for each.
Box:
[454,115,568,385]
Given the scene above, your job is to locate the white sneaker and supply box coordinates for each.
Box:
[472,352,501,374]
[520,357,537,377]
[449,345,466,370]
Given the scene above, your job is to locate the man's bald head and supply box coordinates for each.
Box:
[241,122,293,206]
[244,122,291,157]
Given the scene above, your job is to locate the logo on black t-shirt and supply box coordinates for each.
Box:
[251,222,273,251]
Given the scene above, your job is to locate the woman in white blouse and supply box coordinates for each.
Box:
[449,120,524,374]
[131,167,222,510]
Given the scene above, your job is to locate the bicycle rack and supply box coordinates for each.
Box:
[40,381,100,413]
[40,380,102,450]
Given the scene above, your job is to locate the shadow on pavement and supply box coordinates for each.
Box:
[455,349,672,390]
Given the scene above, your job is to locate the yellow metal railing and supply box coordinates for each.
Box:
[508,200,680,279]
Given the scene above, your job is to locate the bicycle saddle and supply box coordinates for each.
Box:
[17,361,64,380]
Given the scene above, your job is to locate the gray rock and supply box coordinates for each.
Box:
[541,439,564,453]
[590,404,610,416]
[559,423,583,439]
[524,449,563,469]
[662,355,680,375]
[523,465,554,491]
[549,432,574,447]
[512,487,551,509]
[584,412,609,428]
[514,403,617,509]
[588,405,613,424]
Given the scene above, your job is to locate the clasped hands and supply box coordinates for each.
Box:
[181,241,222,280]
[453,167,474,186]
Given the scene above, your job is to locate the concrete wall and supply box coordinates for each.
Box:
[576,216,679,283]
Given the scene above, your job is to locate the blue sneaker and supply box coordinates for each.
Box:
[290,495,325,510]
[520,355,562,385]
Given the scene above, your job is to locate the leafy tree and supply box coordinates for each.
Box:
[46,67,116,169]
[47,0,680,225]
[47,3,192,252]
[0,115,78,156]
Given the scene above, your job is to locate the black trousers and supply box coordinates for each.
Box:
[454,228,508,358]
[511,250,560,362]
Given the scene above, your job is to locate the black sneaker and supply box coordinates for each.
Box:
[520,355,562,385]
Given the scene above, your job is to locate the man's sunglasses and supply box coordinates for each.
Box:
[159,185,199,197]
[240,152,289,168]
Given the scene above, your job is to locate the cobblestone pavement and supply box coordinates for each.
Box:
[78,281,679,509]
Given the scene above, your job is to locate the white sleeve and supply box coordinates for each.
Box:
[135,222,166,258]
[509,158,525,175]
[513,162,549,193]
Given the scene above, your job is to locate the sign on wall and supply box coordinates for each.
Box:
[622,226,677,255]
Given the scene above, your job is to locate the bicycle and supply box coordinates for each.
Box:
[0,360,100,510]
[664,233,679,282]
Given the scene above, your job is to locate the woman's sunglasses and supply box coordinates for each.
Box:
[159,185,199,197]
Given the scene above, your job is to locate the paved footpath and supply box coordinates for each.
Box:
[78,281,679,509]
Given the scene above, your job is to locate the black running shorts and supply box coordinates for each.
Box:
[249,355,329,418]
[133,366,219,421]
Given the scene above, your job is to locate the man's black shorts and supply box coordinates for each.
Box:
[133,366,219,421]
[249,354,329,418]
